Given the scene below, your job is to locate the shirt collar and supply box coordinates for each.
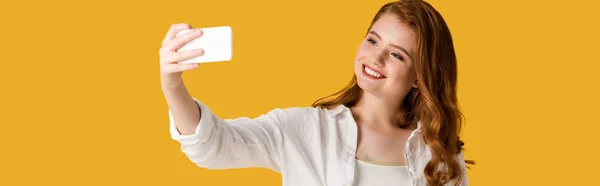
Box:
[325,104,349,116]
[325,104,423,133]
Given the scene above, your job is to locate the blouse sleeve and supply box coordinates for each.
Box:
[169,97,298,173]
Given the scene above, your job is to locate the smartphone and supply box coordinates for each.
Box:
[175,25,232,64]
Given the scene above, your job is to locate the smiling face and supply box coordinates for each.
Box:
[354,12,418,102]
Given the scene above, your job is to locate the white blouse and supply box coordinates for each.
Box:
[169,97,469,186]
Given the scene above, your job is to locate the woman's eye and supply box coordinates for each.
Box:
[391,53,403,61]
[367,38,377,45]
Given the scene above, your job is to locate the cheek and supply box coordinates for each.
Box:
[387,65,413,84]
[354,44,370,62]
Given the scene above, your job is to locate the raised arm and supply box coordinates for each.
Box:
[168,98,292,172]
[159,23,205,135]
[159,23,294,172]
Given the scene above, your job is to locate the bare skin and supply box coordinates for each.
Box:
[159,23,205,135]
[351,13,420,166]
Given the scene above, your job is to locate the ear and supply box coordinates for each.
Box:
[411,79,418,88]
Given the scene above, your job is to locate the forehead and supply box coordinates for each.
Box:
[370,13,415,51]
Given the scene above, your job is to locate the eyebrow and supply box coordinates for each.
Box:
[369,30,413,60]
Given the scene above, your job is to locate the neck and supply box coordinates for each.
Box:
[351,91,410,131]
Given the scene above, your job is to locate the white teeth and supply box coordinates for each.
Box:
[364,66,382,78]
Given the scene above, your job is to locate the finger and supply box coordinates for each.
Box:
[162,23,193,46]
[166,63,199,73]
[163,23,192,44]
[164,29,203,52]
[163,49,204,64]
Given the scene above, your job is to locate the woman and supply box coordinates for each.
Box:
[159,0,474,185]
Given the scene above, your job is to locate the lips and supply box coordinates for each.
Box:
[362,64,386,79]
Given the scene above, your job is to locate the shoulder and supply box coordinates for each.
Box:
[268,104,348,121]
[260,104,348,133]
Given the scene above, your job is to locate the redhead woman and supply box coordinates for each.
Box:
[159,0,474,185]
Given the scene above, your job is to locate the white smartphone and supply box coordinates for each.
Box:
[175,25,232,64]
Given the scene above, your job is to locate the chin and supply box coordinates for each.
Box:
[356,75,378,95]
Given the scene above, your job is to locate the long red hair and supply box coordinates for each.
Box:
[312,0,475,185]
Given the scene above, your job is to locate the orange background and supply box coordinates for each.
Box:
[1,0,599,185]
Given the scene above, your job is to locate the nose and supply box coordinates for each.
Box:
[368,48,387,67]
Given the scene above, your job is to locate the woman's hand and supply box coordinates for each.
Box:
[159,23,204,90]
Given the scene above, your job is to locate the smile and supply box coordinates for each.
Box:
[362,64,386,79]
